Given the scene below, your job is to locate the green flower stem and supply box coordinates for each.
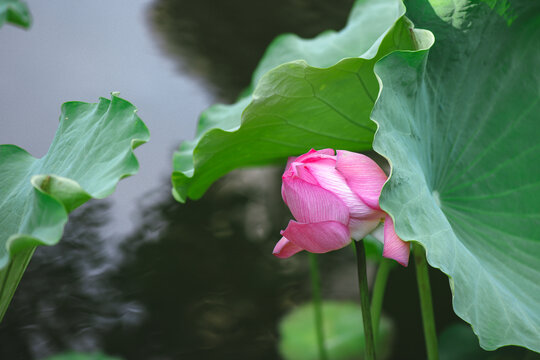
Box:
[309,253,328,360]
[354,240,377,360]
[0,247,35,321]
[370,258,393,340]
[413,242,439,360]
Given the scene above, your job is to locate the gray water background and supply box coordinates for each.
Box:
[0,0,210,237]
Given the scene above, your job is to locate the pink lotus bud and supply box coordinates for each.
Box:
[273,149,409,266]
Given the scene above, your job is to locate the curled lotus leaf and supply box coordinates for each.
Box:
[0,94,150,320]
[0,0,31,28]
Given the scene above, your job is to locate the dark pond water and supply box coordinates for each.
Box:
[0,0,512,359]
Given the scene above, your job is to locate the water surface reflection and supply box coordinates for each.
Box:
[150,0,355,100]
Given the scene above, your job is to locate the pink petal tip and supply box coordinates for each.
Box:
[336,150,388,211]
[383,217,410,267]
[282,220,351,254]
[273,237,303,258]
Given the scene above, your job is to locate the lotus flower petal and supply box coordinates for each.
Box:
[283,149,335,186]
[282,220,350,253]
[291,163,319,185]
[281,177,349,225]
[349,218,382,241]
[277,148,407,265]
[306,160,380,219]
[272,237,304,258]
[382,217,409,266]
[336,150,388,211]
[370,223,385,244]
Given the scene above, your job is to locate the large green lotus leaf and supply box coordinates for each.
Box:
[279,301,394,360]
[0,0,30,28]
[372,0,540,351]
[171,0,427,202]
[0,94,150,320]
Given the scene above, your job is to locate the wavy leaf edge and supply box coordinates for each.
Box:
[0,94,149,270]
[371,2,539,352]
[0,0,31,29]
[171,0,423,203]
